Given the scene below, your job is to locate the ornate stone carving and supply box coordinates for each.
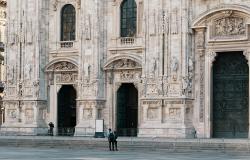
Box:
[83,108,93,120]
[5,87,16,97]
[120,70,134,81]
[25,109,34,123]
[199,51,205,122]
[47,61,78,72]
[243,51,250,63]
[168,83,181,97]
[147,108,158,120]
[161,10,169,34]
[169,108,181,118]
[213,17,246,38]
[81,82,97,97]
[146,83,158,95]
[196,31,205,48]
[53,0,58,11]
[8,109,17,119]
[222,10,233,17]
[56,73,77,83]
[105,59,141,70]
[77,0,81,9]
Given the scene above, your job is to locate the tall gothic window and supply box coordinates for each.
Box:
[61,4,76,41]
[120,0,137,37]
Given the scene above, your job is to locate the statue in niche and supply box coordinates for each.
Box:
[85,15,91,40]
[188,57,194,79]
[33,80,39,98]
[171,57,178,81]
[84,63,91,77]
[24,63,32,80]
[182,76,188,95]
[182,76,192,96]
[150,58,157,77]
[7,65,15,84]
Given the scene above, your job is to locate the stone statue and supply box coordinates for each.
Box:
[188,57,194,79]
[150,58,157,76]
[85,15,91,40]
[182,76,188,95]
[53,0,58,11]
[24,63,32,80]
[171,57,178,72]
[171,57,178,81]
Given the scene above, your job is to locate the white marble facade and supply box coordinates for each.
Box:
[3,0,250,138]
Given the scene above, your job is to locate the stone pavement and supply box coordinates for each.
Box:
[0,146,250,160]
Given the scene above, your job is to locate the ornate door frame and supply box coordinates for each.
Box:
[104,55,142,131]
[45,60,78,134]
[193,6,250,138]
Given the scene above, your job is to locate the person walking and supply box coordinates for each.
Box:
[107,128,115,151]
[114,131,118,151]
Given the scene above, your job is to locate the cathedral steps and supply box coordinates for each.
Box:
[0,136,249,152]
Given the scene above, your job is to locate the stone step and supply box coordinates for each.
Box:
[0,137,249,152]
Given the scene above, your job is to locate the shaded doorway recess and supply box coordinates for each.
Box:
[117,83,138,136]
[58,85,76,136]
[213,52,249,138]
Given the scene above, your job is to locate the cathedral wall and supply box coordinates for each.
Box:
[4,0,250,138]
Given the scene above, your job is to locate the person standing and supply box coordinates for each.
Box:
[107,128,114,151]
[48,122,54,136]
[114,131,118,151]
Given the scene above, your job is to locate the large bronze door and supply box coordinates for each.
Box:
[117,83,138,136]
[58,85,76,136]
[213,52,249,138]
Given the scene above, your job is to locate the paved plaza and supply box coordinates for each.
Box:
[0,147,250,160]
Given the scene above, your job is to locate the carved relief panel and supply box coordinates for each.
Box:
[209,11,248,41]
[142,100,161,121]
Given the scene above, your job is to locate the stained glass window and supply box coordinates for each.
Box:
[120,0,137,37]
[61,4,76,41]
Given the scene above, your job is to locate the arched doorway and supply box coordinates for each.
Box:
[213,52,249,138]
[117,83,138,136]
[58,85,76,136]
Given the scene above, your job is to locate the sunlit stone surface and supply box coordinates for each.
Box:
[3,0,250,138]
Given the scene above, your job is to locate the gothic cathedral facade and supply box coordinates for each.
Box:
[3,0,250,138]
